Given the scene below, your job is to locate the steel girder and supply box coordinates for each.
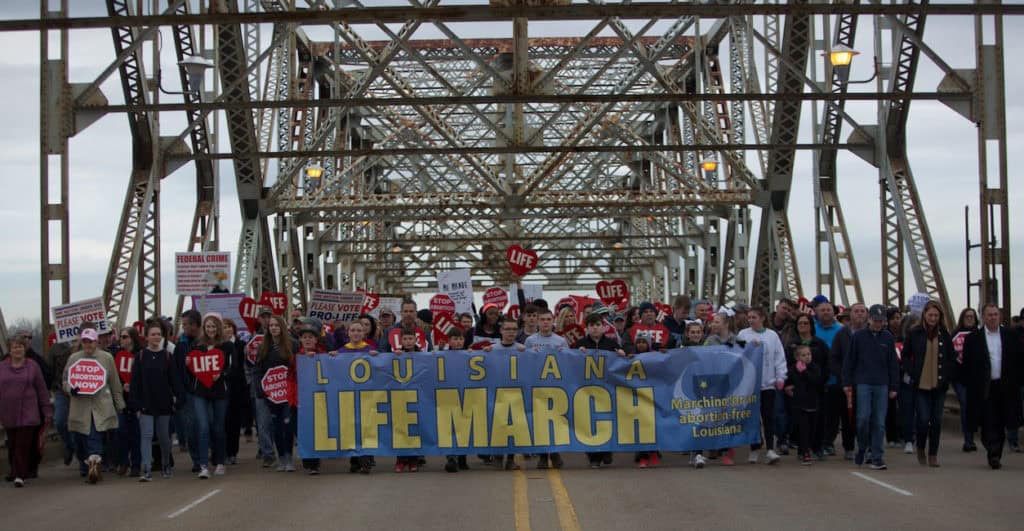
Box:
[751,0,811,309]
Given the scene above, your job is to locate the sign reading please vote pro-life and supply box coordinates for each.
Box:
[296,345,763,458]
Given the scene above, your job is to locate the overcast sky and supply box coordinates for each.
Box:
[0,2,1021,327]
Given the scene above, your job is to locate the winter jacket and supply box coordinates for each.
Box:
[63,349,125,434]
[25,347,54,390]
[963,326,1023,432]
[129,348,184,416]
[786,362,823,412]
[48,342,73,393]
[737,327,788,390]
[841,328,899,391]
[255,341,296,407]
[829,325,864,383]
[785,336,830,384]
[901,325,954,390]
[574,335,621,352]
[0,359,52,427]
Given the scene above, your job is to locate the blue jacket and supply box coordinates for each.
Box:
[841,327,899,391]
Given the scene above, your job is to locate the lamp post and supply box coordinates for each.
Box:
[701,160,718,183]
[157,55,214,98]
[827,44,878,85]
[304,165,323,194]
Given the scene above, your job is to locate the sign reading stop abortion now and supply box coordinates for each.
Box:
[67,358,108,395]
[175,252,231,295]
[53,298,111,344]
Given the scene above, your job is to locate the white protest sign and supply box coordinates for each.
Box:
[308,289,364,322]
[509,283,544,306]
[191,293,250,333]
[175,252,231,295]
[437,268,474,314]
[52,298,111,344]
[372,297,403,319]
[907,292,931,316]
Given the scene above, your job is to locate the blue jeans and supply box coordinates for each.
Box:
[915,387,946,455]
[114,411,141,470]
[174,392,198,464]
[268,402,293,461]
[952,382,974,445]
[191,394,228,467]
[139,414,171,472]
[74,418,105,474]
[53,392,75,456]
[250,380,275,459]
[856,384,889,463]
[899,382,917,443]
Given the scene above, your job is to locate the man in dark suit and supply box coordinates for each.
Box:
[963,303,1023,469]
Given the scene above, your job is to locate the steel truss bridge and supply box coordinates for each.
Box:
[23,0,1016,336]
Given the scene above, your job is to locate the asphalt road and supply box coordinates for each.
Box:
[3,430,1022,530]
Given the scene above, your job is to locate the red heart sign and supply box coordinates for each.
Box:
[132,320,145,335]
[187,348,225,388]
[595,279,630,312]
[561,324,585,348]
[361,292,380,314]
[432,311,457,345]
[261,365,290,404]
[429,294,456,314]
[259,292,287,315]
[66,358,107,395]
[115,350,135,384]
[245,334,264,365]
[483,287,509,311]
[507,304,521,320]
[238,297,260,332]
[654,303,672,323]
[506,245,539,277]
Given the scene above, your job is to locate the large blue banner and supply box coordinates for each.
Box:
[296,345,763,458]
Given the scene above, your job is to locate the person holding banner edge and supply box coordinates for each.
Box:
[736,307,788,465]
[297,322,324,475]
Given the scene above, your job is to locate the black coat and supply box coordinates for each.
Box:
[785,336,830,384]
[901,325,955,390]
[129,348,184,416]
[963,326,1023,432]
[786,362,823,412]
[181,341,233,400]
[574,335,621,351]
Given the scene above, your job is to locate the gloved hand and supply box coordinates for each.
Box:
[70,387,81,396]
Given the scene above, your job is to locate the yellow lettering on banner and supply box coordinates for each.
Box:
[437,357,446,382]
[313,392,337,450]
[509,355,518,381]
[316,360,329,385]
[359,390,388,449]
[350,359,371,383]
[391,390,421,449]
[532,387,570,446]
[491,388,532,447]
[585,355,605,380]
[435,388,488,448]
[338,391,356,450]
[469,355,486,381]
[393,358,414,383]
[616,386,656,444]
[540,355,562,380]
[625,359,647,381]
[573,386,612,446]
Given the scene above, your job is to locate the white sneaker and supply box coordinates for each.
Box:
[692,454,706,469]
[198,466,210,479]
[766,450,781,464]
[748,451,759,464]
[284,463,296,472]
[14,478,24,487]
[276,463,287,472]
[903,442,914,454]
[214,464,226,476]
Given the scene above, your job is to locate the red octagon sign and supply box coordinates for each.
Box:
[67,358,107,395]
[261,365,290,404]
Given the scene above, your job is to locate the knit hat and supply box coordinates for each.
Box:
[810,294,830,308]
[417,309,434,325]
[592,301,611,315]
[868,304,887,321]
[638,301,657,314]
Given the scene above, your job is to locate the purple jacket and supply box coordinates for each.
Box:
[0,359,53,427]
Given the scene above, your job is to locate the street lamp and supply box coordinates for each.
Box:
[158,55,214,98]
[611,239,625,250]
[701,160,718,182]
[828,44,877,85]
[305,165,324,180]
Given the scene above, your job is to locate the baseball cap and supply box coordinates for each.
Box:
[80,329,99,342]
[592,302,611,316]
[868,304,887,321]
[612,313,625,322]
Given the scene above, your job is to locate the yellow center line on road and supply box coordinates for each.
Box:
[547,469,582,531]
[513,468,532,531]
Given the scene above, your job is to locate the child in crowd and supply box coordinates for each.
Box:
[786,345,823,465]
[631,335,662,468]
[575,313,625,468]
[296,324,322,475]
[336,321,377,474]
[395,328,423,473]
[684,321,706,346]
[442,327,471,473]
[525,309,567,469]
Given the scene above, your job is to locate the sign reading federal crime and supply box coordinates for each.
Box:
[296,345,763,458]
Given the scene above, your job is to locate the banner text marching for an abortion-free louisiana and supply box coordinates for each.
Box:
[296,344,763,458]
